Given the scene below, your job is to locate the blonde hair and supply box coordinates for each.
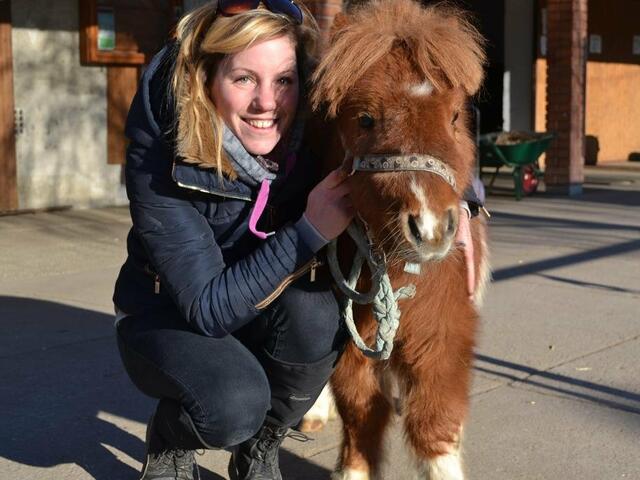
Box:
[172,3,319,177]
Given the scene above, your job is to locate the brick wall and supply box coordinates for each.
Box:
[545,0,587,193]
[301,0,344,40]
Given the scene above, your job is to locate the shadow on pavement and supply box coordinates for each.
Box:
[490,210,640,233]
[280,449,332,480]
[475,354,640,415]
[483,172,640,207]
[579,187,640,207]
[0,296,222,479]
[535,273,640,295]
[491,238,640,283]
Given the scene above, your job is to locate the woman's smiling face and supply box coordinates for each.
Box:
[210,35,299,157]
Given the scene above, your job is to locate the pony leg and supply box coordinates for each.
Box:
[471,217,491,308]
[299,384,337,432]
[419,431,464,480]
[404,394,466,480]
[401,356,471,480]
[331,347,393,480]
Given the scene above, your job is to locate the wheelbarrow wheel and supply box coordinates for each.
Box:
[522,164,539,195]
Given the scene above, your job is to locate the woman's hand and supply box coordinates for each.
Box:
[455,208,475,299]
[305,168,355,240]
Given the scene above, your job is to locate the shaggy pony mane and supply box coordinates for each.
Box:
[311,0,486,117]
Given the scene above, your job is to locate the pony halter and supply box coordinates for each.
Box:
[349,154,457,190]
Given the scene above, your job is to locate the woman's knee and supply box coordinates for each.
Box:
[270,279,345,362]
[117,313,273,447]
[188,367,272,447]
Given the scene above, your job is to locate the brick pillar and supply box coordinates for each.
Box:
[545,0,587,196]
[301,0,344,41]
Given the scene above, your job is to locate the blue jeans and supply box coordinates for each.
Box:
[116,275,345,449]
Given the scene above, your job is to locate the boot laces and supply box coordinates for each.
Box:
[151,449,176,469]
[256,427,312,460]
[285,431,312,443]
[173,449,198,479]
[255,426,284,461]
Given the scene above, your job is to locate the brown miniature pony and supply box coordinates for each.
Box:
[306,1,489,478]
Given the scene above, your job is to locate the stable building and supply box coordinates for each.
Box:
[1,0,639,212]
[0,0,187,212]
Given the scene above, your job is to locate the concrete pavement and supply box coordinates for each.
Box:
[1,167,639,479]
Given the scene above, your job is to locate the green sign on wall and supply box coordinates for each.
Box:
[97,8,115,51]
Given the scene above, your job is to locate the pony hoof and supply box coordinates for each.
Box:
[299,418,328,433]
[423,452,464,480]
[331,469,370,480]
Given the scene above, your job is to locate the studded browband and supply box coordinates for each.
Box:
[349,154,457,190]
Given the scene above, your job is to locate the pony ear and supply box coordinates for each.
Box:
[329,13,350,43]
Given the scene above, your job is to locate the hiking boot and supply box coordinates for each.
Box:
[227,422,293,480]
[140,414,201,480]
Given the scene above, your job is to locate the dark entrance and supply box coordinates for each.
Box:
[422,0,505,134]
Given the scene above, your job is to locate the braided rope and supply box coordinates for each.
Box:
[327,222,416,360]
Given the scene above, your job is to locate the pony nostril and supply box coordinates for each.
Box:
[446,208,457,236]
[408,214,422,245]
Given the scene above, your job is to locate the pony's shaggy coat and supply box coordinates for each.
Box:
[308,1,489,479]
[311,1,485,117]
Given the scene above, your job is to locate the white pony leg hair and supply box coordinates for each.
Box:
[425,450,464,480]
[472,231,491,308]
[415,430,464,480]
[300,384,337,432]
[331,469,371,480]
[413,451,464,480]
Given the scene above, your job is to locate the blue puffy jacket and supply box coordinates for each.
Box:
[113,46,326,338]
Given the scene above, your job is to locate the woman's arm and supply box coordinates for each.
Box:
[127,148,351,338]
[127,159,318,338]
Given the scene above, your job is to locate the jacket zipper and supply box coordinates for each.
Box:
[174,178,252,201]
[144,263,162,295]
[171,165,252,201]
[145,257,322,302]
[255,257,323,310]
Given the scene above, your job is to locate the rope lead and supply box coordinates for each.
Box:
[327,222,416,360]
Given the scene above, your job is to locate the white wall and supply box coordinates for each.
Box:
[503,0,534,132]
[11,0,127,210]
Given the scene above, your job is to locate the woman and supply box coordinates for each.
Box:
[113,2,351,479]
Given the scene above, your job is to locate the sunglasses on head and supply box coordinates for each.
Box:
[218,0,303,25]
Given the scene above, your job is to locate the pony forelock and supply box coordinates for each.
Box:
[311,0,486,117]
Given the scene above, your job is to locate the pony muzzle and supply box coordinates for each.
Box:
[403,207,458,259]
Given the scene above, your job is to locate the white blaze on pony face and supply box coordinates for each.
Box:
[409,175,438,240]
[407,176,438,241]
[406,80,434,97]
[399,175,458,261]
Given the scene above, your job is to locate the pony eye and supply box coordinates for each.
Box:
[452,111,459,125]
[358,113,375,129]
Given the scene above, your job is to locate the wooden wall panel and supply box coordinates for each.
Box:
[536,0,640,163]
[80,0,183,66]
[0,0,18,211]
[107,66,139,164]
